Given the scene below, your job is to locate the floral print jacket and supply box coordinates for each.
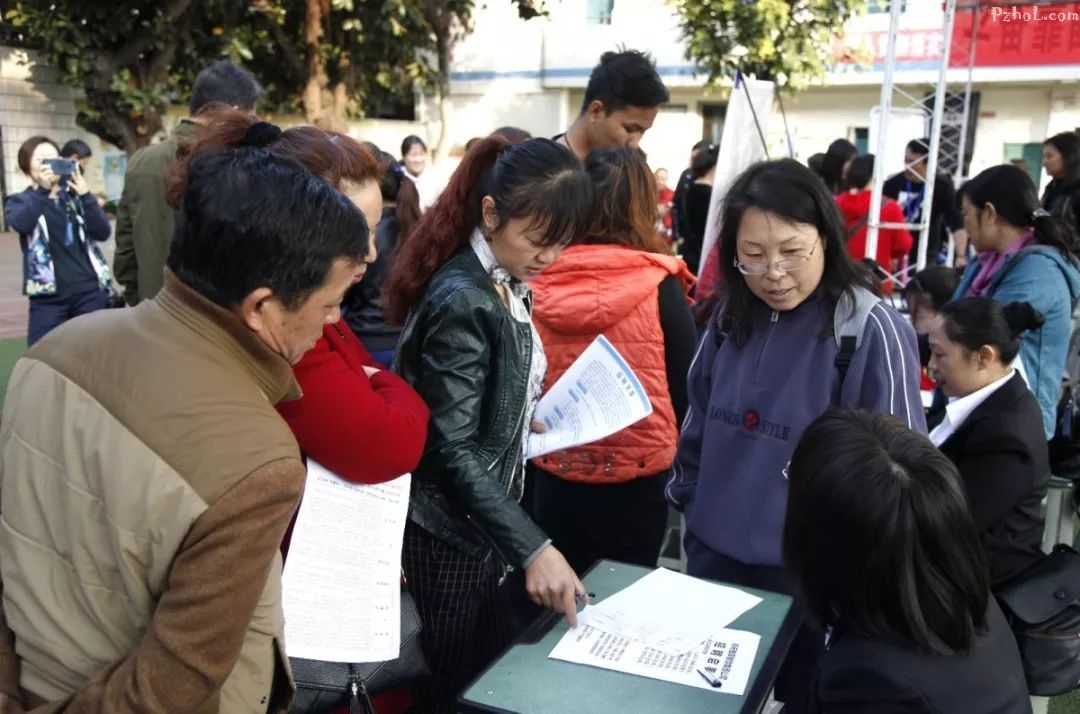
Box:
[3,187,112,296]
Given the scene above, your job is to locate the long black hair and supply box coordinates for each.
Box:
[959,163,1079,258]
[718,158,877,346]
[1045,132,1080,186]
[820,139,857,193]
[784,409,990,656]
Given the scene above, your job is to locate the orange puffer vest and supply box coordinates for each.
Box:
[530,244,694,483]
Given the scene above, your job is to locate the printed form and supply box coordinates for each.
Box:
[526,335,653,459]
[282,461,410,663]
[548,568,763,695]
[549,623,760,696]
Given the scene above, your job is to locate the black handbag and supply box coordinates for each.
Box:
[996,544,1080,696]
[289,589,430,713]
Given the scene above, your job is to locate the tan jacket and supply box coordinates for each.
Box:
[0,270,305,713]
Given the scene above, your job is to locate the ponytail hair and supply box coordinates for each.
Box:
[376,153,421,245]
[384,137,594,324]
[939,297,1045,365]
[959,164,1079,258]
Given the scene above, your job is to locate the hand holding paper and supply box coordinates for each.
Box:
[526,335,652,459]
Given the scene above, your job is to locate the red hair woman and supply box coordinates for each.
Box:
[384,136,594,713]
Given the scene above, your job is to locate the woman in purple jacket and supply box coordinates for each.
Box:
[666,159,926,713]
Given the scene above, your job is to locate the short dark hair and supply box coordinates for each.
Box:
[189,61,263,115]
[784,409,991,656]
[845,153,875,190]
[1045,131,1080,184]
[902,265,961,312]
[581,49,669,114]
[718,159,877,346]
[60,139,92,160]
[906,137,930,159]
[940,298,1045,364]
[16,135,58,175]
[167,148,369,309]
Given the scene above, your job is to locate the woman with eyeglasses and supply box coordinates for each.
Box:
[667,158,925,713]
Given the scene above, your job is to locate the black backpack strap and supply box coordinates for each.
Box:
[846,214,870,243]
[835,335,857,386]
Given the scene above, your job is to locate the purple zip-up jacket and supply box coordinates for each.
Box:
[666,288,926,567]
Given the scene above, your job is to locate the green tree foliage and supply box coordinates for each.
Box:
[1,0,221,153]
[2,0,543,154]
[674,0,865,90]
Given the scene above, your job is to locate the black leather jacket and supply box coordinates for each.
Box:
[395,247,548,565]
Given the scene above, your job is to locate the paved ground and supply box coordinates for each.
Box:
[0,232,28,339]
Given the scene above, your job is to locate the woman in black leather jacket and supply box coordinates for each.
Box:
[384,136,595,713]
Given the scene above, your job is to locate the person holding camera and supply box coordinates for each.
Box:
[4,135,113,345]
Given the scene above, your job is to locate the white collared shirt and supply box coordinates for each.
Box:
[929,369,1016,447]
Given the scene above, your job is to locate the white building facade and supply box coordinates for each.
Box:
[433,0,1080,187]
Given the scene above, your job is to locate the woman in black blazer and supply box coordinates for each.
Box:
[928,297,1050,585]
[785,410,1031,713]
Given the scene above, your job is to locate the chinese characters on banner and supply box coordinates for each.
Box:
[835,3,1080,69]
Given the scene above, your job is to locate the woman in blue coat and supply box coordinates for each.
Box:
[955,164,1080,438]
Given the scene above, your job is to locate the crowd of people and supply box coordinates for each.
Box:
[1,46,1079,714]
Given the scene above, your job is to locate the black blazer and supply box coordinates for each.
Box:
[811,600,1031,713]
[937,372,1050,585]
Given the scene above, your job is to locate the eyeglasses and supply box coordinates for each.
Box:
[733,242,819,276]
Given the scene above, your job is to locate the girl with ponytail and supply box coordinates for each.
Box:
[928,297,1050,585]
[956,163,1080,437]
[387,136,595,713]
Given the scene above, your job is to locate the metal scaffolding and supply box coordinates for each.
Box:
[865,0,1076,279]
[865,0,960,279]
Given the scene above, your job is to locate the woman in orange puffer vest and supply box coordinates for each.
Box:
[529,148,697,574]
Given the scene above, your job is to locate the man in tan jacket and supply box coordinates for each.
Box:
[0,145,370,712]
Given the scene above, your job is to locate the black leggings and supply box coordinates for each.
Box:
[531,467,669,575]
[684,531,823,714]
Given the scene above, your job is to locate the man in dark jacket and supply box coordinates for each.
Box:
[113,61,263,305]
[883,137,969,268]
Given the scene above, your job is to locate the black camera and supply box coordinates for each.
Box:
[44,158,77,178]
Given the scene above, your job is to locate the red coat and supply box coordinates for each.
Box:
[530,244,694,482]
[277,322,429,484]
[835,190,913,268]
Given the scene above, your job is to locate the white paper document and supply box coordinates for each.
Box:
[282,461,410,663]
[549,624,760,696]
[525,335,653,459]
[584,567,763,654]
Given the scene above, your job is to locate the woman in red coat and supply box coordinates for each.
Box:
[171,109,428,713]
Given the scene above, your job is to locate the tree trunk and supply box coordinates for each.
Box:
[431,23,453,163]
[303,0,327,126]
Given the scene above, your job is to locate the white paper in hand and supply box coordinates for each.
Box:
[282,461,410,663]
[526,335,652,459]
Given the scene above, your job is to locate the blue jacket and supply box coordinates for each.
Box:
[955,245,1080,438]
[667,288,926,567]
[3,187,113,296]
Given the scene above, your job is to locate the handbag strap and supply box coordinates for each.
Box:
[348,665,377,714]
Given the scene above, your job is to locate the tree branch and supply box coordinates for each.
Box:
[252,4,305,78]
